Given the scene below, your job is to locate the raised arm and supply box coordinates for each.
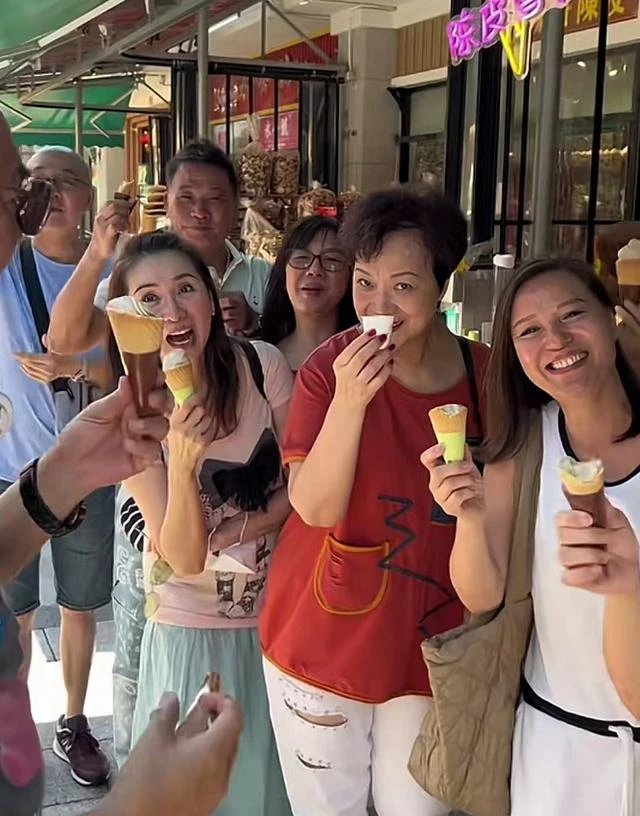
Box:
[47,200,129,354]
[288,331,393,528]
[422,447,515,613]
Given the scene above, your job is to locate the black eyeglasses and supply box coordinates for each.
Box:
[16,177,53,236]
[287,249,346,274]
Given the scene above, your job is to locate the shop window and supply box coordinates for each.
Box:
[408,84,447,186]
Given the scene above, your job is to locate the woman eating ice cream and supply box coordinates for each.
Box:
[422,258,640,816]
[105,230,293,816]
[259,187,489,816]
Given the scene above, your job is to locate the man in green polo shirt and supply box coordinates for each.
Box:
[47,139,272,353]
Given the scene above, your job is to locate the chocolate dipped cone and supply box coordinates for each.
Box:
[106,296,164,417]
[428,404,468,463]
[162,350,195,407]
[559,456,606,528]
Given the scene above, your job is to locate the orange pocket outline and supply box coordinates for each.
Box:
[312,535,390,616]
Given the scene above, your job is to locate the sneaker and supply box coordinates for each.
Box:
[53,714,110,786]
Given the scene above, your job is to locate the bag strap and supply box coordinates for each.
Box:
[505,410,543,603]
[456,336,483,438]
[19,239,71,396]
[241,340,266,400]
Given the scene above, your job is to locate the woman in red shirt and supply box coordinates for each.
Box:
[259,187,489,816]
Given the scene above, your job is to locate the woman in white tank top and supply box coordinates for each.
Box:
[423,258,640,816]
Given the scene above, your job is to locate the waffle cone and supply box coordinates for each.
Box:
[165,362,195,406]
[616,259,640,285]
[107,309,163,354]
[558,456,604,496]
[428,404,468,434]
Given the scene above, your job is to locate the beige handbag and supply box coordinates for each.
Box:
[408,413,542,816]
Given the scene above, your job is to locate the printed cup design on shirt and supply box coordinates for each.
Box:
[106,296,164,417]
[143,558,174,619]
[558,456,607,528]
[361,315,394,350]
[162,350,195,407]
[428,404,468,463]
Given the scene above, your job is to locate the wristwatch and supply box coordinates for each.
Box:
[19,458,87,537]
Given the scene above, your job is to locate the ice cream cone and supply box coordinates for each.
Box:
[616,239,640,304]
[106,296,164,416]
[559,456,606,527]
[428,404,468,463]
[163,350,195,407]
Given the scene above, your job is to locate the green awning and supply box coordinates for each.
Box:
[0,0,126,53]
[0,84,133,148]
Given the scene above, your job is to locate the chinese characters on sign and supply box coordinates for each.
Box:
[448,0,572,66]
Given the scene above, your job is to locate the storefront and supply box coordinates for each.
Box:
[392,0,640,262]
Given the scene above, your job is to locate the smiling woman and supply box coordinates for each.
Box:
[104,229,294,816]
[423,256,640,815]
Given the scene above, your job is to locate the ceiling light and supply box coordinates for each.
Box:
[577,60,587,68]
[208,13,240,33]
[609,67,619,77]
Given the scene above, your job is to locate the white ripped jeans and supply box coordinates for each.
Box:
[263,658,452,816]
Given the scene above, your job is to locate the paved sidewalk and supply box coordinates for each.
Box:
[29,543,116,814]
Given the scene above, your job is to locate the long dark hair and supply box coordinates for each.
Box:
[107,230,241,437]
[261,215,357,347]
[483,256,640,463]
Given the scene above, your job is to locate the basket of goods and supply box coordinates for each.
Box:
[297,182,337,218]
[242,206,280,258]
[338,185,361,218]
[237,115,272,198]
[255,198,284,231]
[271,149,300,197]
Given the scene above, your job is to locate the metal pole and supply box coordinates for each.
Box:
[197,7,209,137]
[74,79,83,153]
[261,0,267,57]
[531,8,564,256]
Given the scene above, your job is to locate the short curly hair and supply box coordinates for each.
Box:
[339,185,468,292]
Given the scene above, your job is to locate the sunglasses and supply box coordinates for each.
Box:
[16,177,53,236]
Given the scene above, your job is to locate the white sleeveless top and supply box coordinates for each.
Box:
[511,402,640,816]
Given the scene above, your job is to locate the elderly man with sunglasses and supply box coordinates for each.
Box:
[0,145,117,788]
[0,115,243,816]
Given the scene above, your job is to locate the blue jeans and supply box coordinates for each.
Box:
[111,486,146,769]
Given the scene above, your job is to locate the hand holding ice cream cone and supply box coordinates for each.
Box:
[163,350,195,407]
[106,296,164,417]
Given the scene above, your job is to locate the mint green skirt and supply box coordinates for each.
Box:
[131,621,291,816]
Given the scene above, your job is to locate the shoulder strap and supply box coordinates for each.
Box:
[457,337,483,438]
[506,410,543,603]
[241,341,266,400]
[19,239,71,396]
[19,239,49,353]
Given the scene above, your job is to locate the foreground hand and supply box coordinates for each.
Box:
[14,348,81,384]
[421,444,483,518]
[101,691,242,816]
[53,377,169,493]
[219,291,255,335]
[332,330,394,409]
[167,394,215,470]
[557,499,640,595]
[90,198,132,261]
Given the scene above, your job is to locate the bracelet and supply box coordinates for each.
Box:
[19,458,87,537]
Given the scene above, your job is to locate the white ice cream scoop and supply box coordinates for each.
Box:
[361,314,394,349]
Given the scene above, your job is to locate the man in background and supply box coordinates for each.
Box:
[0,146,113,787]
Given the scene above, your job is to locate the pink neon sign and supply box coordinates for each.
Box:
[447,0,572,65]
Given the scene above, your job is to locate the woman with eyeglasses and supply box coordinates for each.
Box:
[261,216,356,372]
[259,187,489,816]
